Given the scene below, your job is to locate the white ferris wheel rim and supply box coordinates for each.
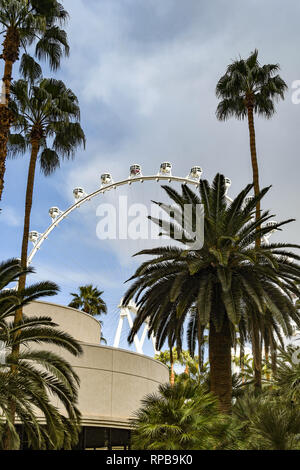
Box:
[28,174,233,266]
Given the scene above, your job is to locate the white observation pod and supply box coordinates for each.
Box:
[188,166,202,181]
[225,177,231,189]
[129,164,142,178]
[101,173,113,186]
[73,187,85,200]
[244,196,254,205]
[265,221,277,233]
[159,162,172,176]
[29,231,39,244]
[49,207,60,219]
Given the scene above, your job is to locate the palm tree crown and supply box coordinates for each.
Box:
[123,174,300,412]
[69,285,107,317]
[8,78,85,171]
[0,0,70,200]
[216,49,287,120]
[0,0,69,75]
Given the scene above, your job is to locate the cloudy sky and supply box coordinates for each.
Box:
[1,0,300,353]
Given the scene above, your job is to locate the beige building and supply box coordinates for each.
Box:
[23,301,169,449]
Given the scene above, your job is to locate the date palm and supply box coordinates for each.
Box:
[123,174,300,412]
[0,0,70,199]
[0,258,83,450]
[216,49,287,236]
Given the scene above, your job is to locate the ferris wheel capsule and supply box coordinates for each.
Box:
[49,207,61,220]
[187,166,202,181]
[29,231,39,244]
[101,173,113,187]
[265,221,277,233]
[73,187,85,201]
[159,162,172,176]
[244,196,254,205]
[129,164,142,178]
[225,177,232,189]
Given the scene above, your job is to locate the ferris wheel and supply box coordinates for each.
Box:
[27,162,276,355]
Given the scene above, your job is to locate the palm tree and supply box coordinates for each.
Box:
[8,78,85,322]
[123,174,300,412]
[155,348,201,384]
[233,392,300,450]
[216,49,287,238]
[0,0,70,199]
[273,346,300,402]
[0,258,83,450]
[131,380,226,450]
[69,285,107,317]
[5,78,85,429]
[155,348,179,384]
[69,285,108,344]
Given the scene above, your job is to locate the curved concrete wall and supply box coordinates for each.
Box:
[24,301,169,429]
[24,301,101,344]
[65,344,169,428]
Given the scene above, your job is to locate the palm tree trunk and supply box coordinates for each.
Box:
[247,103,261,241]
[251,315,262,390]
[197,321,204,373]
[265,349,271,381]
[0,27,20,200]
[271,349,277,376]
[239,342,245,384]
[209,318,232,413]
[3,140,40,450]
[18,139,40,295]
[247,102,263,390]
[170,347,175,385]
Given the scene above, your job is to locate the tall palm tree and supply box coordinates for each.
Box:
[0,258,83,450]
[123,174,300,412]
[216,49,287,237]
[0,0,69,200]
[6,78,85,421]
[8,77,85,314]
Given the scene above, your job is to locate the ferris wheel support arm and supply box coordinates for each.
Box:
[139,323,149,350]
[27,175,207,266]
[113,315,124,348]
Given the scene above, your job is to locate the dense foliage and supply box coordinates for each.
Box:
[0,259,82,449]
